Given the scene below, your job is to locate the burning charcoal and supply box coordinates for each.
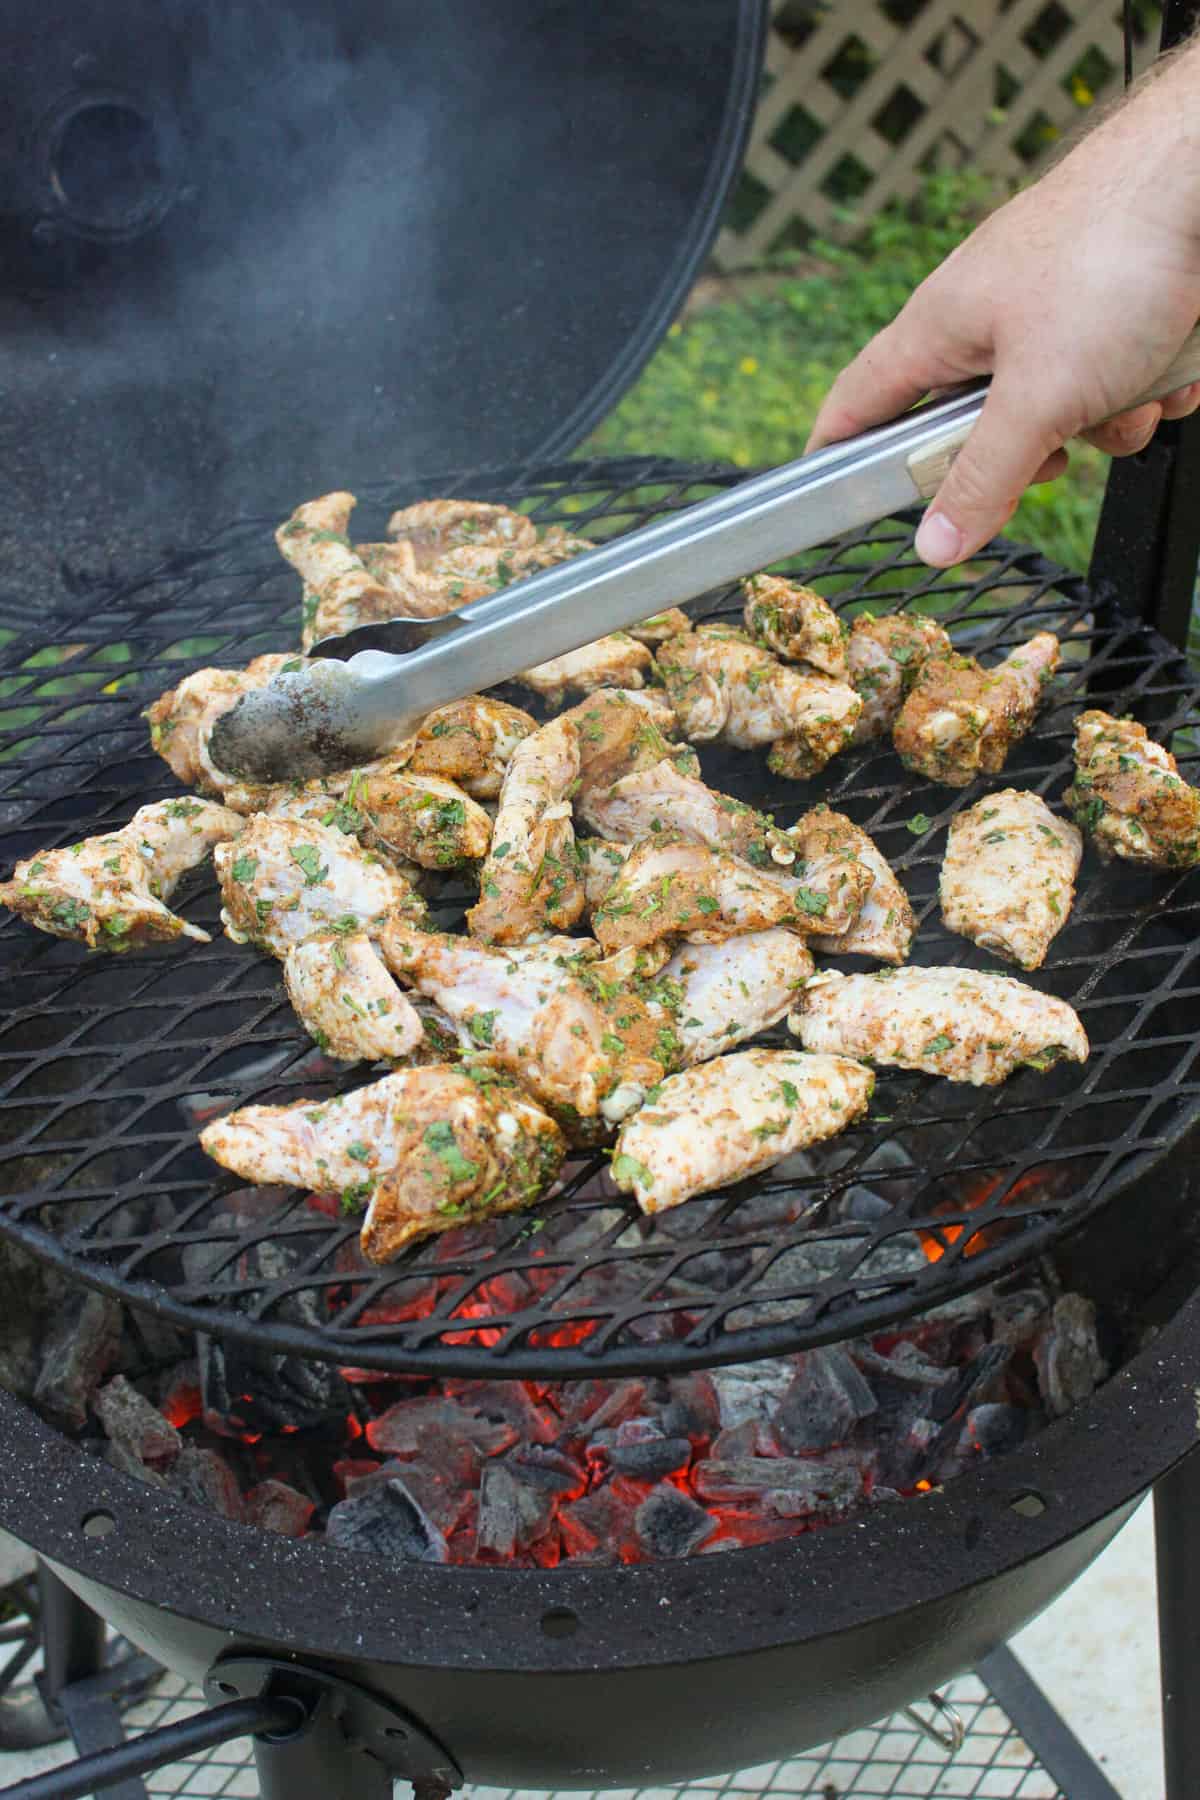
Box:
[166,1447,244,1521]
[244,1479,316,1537]
[348,1456,475,1536]
[367,1397,517,1459]
[0,1240,72,1401]
[1034,1294,1108,1417]
[959,1404,1027,1459]
[199,1325,349,1438]
[710,1421,765,1460]
[476,1463,557,1558]
[658,1372,720,1440]
[635,1485,716,1559]
[558,1485,639,1566]
[93,1375,181,1471]
[989,1286,1054,1352]
[605,1426,692,1482]
[105,1441,167,1488]
[158,1364,203,1430]
[334,1457,381,1495]
[444,1380,560,1445]
[569,1380,651,1437]
[510,1445,586,1499]
[930,1344,1011,1422]
[884,1416,943,1491]
[34,1291,122,1431]
[709,1360,797,1430]
[772,1349,877,1453]
[326,1477,449,1563]
[694,1454,866,1518]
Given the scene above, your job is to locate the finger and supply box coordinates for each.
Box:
[1080,402,1163,458]
[914,374,1064,567]
[806,316,972,453]
[1031,449,1069,485]
[1160,380,1200,421]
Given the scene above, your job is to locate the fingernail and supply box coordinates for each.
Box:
[915,510,964,567]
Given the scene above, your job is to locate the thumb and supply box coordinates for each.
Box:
[914,374,1066,567]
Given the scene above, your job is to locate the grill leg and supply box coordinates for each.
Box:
[252,1689,393,1800]
[34,1564,105,1704]
[1155,1447,1200,1799]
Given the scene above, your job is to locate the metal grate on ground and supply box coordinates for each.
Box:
[2,456,1200,1378]
[112,1668,1061,1800]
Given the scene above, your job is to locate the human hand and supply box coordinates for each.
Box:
[806,41,1200,567]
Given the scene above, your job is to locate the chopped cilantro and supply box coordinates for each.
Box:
[695,894,720,915]
[611,1152,654,1189]
[290,843,328,886]
[469,1010,497,1046]
[231,854,258,884]
[51,898,90,929]
[424,1120,479,1184]
[345,1141,371,1163]
[906,813,933,835]
[923,1033,954,1056]
[794,887,829,917]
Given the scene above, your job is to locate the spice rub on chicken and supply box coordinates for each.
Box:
[238,769,491,872]
[742,575,848,680]
[941,790,1082,970]
[661,930,815,1065]
[655,624,861,777]
[146,654,299,795]
[1065,709,1200,868]
[790,967,1088,1086]
[517,633,653,708]
[610,1048,874,1214]
[385,499,536,567]
[0,797,242,951]
[277,492,403,651]
[846,612,951,743]
[399,696,535,799]
[283,932,425,1063]
[581,757,794,870]
[200,1064,565,1264]
[789,805,915,965]
[893,632,1060,787]
[380,920,673,1128]
[467,714,585,944]
[216,816,424,958]
[591,839,823,953]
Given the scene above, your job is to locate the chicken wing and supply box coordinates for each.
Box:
[380,919,671,1126]
[402,696,536,798]
[146,654,298,795]
[385,499,536,567]
[200,1064,564,1264]
[1065,709,1200,868]
[580,758,794,870]
[790,805,915,964]
[467,715,585,944]
[242,770,490,872]
[662,930,815,1065]
[591,839,817,952]
[216,816,424,957]
[847,612,951,743]
[577,838,634,906]
[283,932,425,1062]
[517,633,653,708]
[790,967,1088,1085]
[742,575,848,680]
[0,797,241,951]
[893,632,1060,787]
[611,1048,874,1214]
[656,625,861,776]
[276,493,403,651]
[562,688,686,805]
[941,790,1082,970]
[628,608,693,645]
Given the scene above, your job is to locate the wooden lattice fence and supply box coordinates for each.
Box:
[715,0,1163,268]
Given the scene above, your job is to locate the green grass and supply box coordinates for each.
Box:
[586,172,1108,575]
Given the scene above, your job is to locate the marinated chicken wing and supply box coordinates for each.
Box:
[243,770,489,872]
[1065,709,1200,868]
[381,919,671,1126]
[591,839,819,952]
[385,499,536,567]
[611,1048,874,1214]
[402,696,535,798]
[893,633,1060,787]
[847,612,951,743]
[578,838,634,906]
[283,932,425,1062]
[791,967,1088,1085]
[517,633,653,708]
[562,688,686,806]
[628,609,693,645]
[656,625,861,776]
[580,758,794,870]
[216,816,424,957]
[277,493,403,651]
[200,1065,564,1264]
[790,805,915,964]
[742,575,848,680]
[663,930,815,1065]
[467,715,585,944]
[0,797,241,951]
[146,654,298,795]
[941,790,1082,970]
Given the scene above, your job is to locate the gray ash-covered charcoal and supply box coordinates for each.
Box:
[243,1479,316,1537]
[852,1342,957,1391]
[476,1462,557,1557]
[601,1422,692,1481]
[989,1286,1054,1352]
[1034,1294,1108,1417]
[772,1348,877,1452]
[447,1380,561,1445]
[958,1404,1027,1459]
[658,1371,720,1440]
[635,1484,716,1559]
[167,1447,244,1521]
[694,1454,867,1517]
[326,1477,449,1562]
[509,1445,585,1497]
[367,1396,518,1459]
[94,1375,181,1471]
[34,1291,122,1431]
[710,1360,797,1430]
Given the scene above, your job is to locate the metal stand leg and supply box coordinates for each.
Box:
[1155,1446,1200,1799]
[34,1565,104,1703]
[252,1690,393,1800]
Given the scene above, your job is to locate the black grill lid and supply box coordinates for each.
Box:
[0,0,764,605]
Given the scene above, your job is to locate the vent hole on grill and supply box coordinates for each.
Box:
[81,1509,116,1538]
[1009,1490,1048,1519]
[540,1608,580,1639]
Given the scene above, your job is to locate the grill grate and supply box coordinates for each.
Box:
[2,456,1200,1377]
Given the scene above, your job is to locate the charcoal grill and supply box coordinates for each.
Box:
[4,0,1200,1796]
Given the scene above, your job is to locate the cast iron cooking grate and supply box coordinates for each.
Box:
[1,456,1199,1377]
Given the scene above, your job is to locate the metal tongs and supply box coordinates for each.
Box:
[209,329,1200,784]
